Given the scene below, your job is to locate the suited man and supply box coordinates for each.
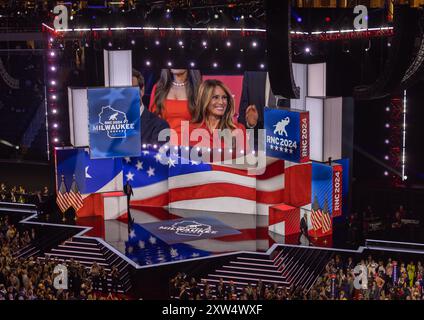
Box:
[132,69,169,145]
[299,213,310,245]
[238,71,290,149]
[123,181,134,226]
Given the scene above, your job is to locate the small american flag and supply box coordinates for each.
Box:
[311,209,323,231]
[321,210,332,233]
[68,175,84,212]
[56,176,70,213]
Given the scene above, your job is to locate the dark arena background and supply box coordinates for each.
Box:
[1,0,424,309]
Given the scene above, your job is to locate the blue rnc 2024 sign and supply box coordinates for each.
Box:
[88,87,141,159]
[264,108,309,163]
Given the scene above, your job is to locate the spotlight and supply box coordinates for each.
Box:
[52,109,57,114]
[167,61,172,67]
[214,13,219,19]
[51,95,57,100]
[53,123,58,128]
[202,41,207,47]
[212,62,218,68]
[153,144,157,149]
[131,39,136,45]
[155,40,160,45]
[236,63,242,68]
[108,42,112,47]
[297,17,302,23]
[385,123,390,128]
[50,80,56,85]
[325,17,331,22]
[49,37,54,42]
[240,15,245,20]
[142,144,147,149]
[50,66,56,71]
[384,155,389,160]
[146,60,151,66]
[305,47,311,53]
[50,51,55,57]
[252,41,257,48]
[259,63,265,69]
[384,171,388,176]
[190,62,195,67]
[386,107,390,112]
[385,139,390,144]
[226,41,231,47]
[178,40,183,46]
[53,138,59,143]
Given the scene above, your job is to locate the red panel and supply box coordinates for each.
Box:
[284,163,312,207]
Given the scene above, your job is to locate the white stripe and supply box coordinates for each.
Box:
[132,180,168,200]
[256,174,284,192]
[169,197,257,214]
[256,203,273,216]
[169,171,256,189]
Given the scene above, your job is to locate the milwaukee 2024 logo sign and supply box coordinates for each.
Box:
[159,220,218,237]
[267,116,298,155]
[92,106,135,139]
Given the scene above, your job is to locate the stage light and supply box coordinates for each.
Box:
[252,41,257,48]
[53,123,58,128]
[385,123,390,128]
[166,8,171,13]
[167,61,172,67]
[386,107,390,112]
[387,42,391,47]
[51,95,57,100]
[142,144,147,149]
[50,51,55,57]
[131,39,135,45]
[53,138,59,143]
[49,37,54,42]
[241,15,245,20]
[218,148,222,153]
[226,41,231,47]
[50,66,56,71]
[70,15,74,21]
[202,41,207,47]
[52,109,57,114]
[325,17,331,22]
[146,60,151,66]
[213,62,218,68]
[178,40,183,46]
[260,63,265,69]
[385,155,389,160]
[153,144,157,149]
[50,80,56,86]
[190,62,195,67]
[305,47,311,53]
[108,42,112,47]
[384,171,388,176]
[297,17,302,23]
[214,13,219,19]
[236,63,242,68]
[385,139,390,144]
[155,40,160,45]
[240,49,244,52]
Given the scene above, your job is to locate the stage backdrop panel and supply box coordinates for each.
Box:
[104,50,132,87]
[68,87,89,147]
[264,108,310,163]
[55,147,123,194]
[306,96,342,162]
[88,87,141,159]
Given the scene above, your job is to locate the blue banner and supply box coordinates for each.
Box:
[264,108,309,162]
[311,162,333,215]
[88,87,141,159]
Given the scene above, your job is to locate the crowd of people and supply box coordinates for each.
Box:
[0,214,125,300]
[169,253,424,300]
[0,183,49,205]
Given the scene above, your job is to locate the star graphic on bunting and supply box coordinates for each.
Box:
[135,160,143,171]
[129,229,136,238]
[149,236,157,245]
[142,150,149,156]
[170,248,179,258]
[284,147,288,153]
[191,253,200,258]
[168,157,177,167]
[124,157,131,163]
[279,146,284,152]
[289,149,294,154]
[126,171,134,181]
[138,240,145,249]
[147,166,155,177]
[127,246,134,254]
[154,153,162,162]
[270,145,274,150]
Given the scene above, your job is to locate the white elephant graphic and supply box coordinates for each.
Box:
[273,116,290,137]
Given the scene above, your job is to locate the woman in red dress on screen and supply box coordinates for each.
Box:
[190,79,249,161]
[149,69,201,145]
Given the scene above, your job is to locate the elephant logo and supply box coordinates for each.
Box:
[273,116,290,137]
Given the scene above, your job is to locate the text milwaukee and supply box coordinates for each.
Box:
[93,123,135,131]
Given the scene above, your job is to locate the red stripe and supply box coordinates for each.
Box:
[256,189,284,205]
[169,183,256,202]
[256,160,285,180]
[214,227,269,241]
[130,193,169,207]
[210,164,251,177]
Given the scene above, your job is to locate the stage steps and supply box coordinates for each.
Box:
[197,246,333,299]
[40,236,133,294]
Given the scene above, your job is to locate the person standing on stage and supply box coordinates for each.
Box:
[149,69,201,145]
[123,181,134,225]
